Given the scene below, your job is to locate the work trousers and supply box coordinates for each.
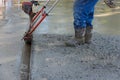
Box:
[73,0,99,29]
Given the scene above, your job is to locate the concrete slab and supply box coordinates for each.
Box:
[30,0,120,80]
[0,3,29,80]
[31,33,120,80]
[0,0,120,80]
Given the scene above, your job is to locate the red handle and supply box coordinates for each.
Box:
[29,13,47,35]
[32,6,45,22]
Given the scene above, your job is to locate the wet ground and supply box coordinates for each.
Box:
[94,0,120,35]
[0,4,29,80]
[31,0,120,80]
[31,33,120,80]
[0,0,120,80]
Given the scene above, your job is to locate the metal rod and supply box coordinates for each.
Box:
[32,7,44,22]
[47,0,60,14]
[32,0,51,22]
[29,14,47,35]
[24,0,61,38]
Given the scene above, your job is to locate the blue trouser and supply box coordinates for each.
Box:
[73,0,99,29]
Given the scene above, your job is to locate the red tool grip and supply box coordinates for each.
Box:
[32,6,45,22]
[29,13,47,35]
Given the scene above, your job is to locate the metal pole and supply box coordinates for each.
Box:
[47,0,61,14]
[29,0,61,34]
[32,0,50,22]
[23,0,61,39]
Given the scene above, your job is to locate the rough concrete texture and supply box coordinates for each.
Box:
[31,33,120,80]
[0,0,120,80]
[0,5,29,80]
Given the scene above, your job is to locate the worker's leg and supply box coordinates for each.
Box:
[85,8,94,44]
[73,0,98,28]
[65,0,99,46]
[84,0,98,44]
[73,0,89,43]
[65,0,88,46]
[65,0,89,46]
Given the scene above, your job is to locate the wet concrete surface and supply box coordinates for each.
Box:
[31,0,120,80]
[94,0,120,35]
[0,0,120,80]
[0,3,29,80]
[20,44,31,80]
[94,14,120,35]
[31,33,120,80]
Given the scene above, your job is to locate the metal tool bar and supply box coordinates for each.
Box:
[32,0,50,22]
[28,0,61,35]
[47,0,60,14]
[23,0,61,42]
[29,13,47,35]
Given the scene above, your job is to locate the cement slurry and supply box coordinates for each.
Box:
[30,0,120,80]
[0,0,120,80]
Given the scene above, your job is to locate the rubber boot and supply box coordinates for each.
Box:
[104,0,116,8]
[85,27,93,44]
[65,28,86,47]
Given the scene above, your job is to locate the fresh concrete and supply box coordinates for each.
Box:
[0,0,120,80]
[30,0,120,80]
